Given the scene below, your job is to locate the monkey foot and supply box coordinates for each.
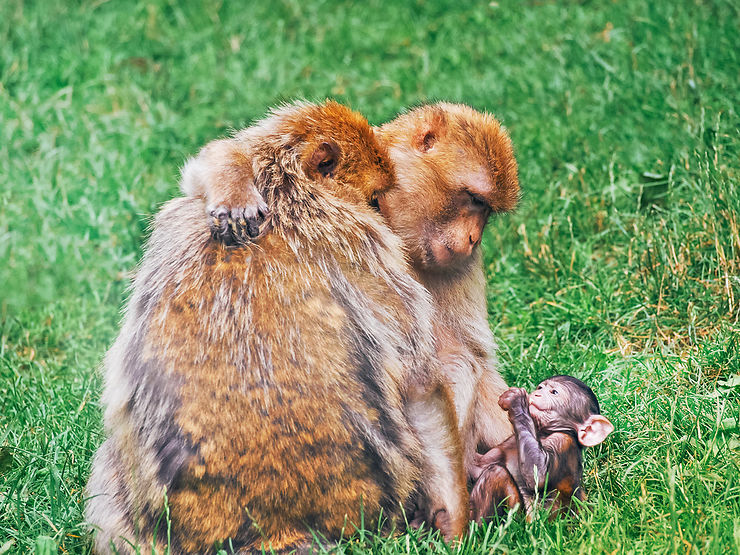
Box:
[209,203,268,245]
[432,509,452,539]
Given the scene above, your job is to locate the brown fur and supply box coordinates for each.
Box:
[85,101,467,553]
[470,432,582,521]
[186,102,521,492]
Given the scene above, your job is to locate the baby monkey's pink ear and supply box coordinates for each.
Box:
[577,415,614,447]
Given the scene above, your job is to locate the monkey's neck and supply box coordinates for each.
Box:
[538,424,581,445]
[417,250,484,301]
[414,250,483,293]
[414,253,491,347]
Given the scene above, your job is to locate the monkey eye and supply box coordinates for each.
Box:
[467,191,487,208]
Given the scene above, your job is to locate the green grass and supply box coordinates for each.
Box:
[1,0,739,552]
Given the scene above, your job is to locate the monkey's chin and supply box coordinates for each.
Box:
[422,239,470,272]
[528,402,547,418]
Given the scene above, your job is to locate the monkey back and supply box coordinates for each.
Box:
[86,191,437,553]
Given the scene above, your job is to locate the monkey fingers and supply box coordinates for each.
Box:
[498,387,527,412]
[209,203,267,245]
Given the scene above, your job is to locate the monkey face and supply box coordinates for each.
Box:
[529,380,568,412]
[528,377,592,430]
[527,379,566,423]
[527,376,614,446]
[377,102,519,274]
[385,156,508,272]
[423,169,495,269]
[376,144,494,271]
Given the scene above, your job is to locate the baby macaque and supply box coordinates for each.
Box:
[470,375,614,522]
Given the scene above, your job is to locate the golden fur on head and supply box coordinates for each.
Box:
[379,102,519,212]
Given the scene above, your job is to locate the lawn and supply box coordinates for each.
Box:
[1,0,739,553]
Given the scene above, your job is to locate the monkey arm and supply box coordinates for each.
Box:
[506,393,554,492]
[180,137,268,245]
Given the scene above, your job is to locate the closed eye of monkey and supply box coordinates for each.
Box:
[183,102,521,491]
[85,100,468,554]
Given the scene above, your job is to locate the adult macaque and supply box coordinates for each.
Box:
[470,376,614,522]
[85,101,467,554]
[377,103,519,479]
[186,102,521,481]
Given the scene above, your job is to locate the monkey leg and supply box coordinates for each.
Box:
[546,481,585,520]
[405,381,468,541]
[469,465,522,523]
[86,439,169,554]
[469,446,505,482]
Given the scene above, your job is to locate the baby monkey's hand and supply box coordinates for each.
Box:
[498,387,528,413]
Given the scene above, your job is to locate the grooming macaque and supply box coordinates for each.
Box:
[470,376,614,522]
[188,102,521,482]
[85,101,468,553]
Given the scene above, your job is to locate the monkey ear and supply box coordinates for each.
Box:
[415,129,437,152]
[577,415,614,447]
[413,109,447,153]
[309,141,340,177]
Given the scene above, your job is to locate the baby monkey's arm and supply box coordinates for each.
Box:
[499,388,570,492]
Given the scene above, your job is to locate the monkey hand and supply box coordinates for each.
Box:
[180,138,270,245]
[498,387,528,413]
[208,190,268,246]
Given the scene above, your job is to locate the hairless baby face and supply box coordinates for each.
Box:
[525,376,605,437]
[528,379,563,410]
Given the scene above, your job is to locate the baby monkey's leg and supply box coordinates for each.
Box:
[470,465,522,523]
